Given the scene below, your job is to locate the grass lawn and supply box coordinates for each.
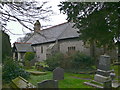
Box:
[28,65,119,88]
[28,71,52,85]
[112,65,119,76]
[28,71,93,88]
[59,73,93,88]
[2,65,119,88]
[111,65,119,81]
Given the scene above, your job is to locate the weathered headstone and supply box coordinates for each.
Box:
[37,67,64,89]
[94,55,111,83]
[84,55,113,88]
[98,55,111,71]
[53,67,64,80]
[96,55,111,77]
[84,55,119,88]
[10,76,36,88]
[37,80,58,88]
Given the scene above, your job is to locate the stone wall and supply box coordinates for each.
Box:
[33,39,90,61]
[59,39,90,55]
[34,44,50,61]
[32,39,117,61]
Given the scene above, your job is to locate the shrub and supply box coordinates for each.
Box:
[35,61,49,71]
[24,60,31,69]
[45,53,64,71]
[2,57,30,83]
[45,52,95,71]
[24,52,35,61]
[71,52,95,69]
[35,61,49,68]
[61,53,73,69]
[24,52,35,68]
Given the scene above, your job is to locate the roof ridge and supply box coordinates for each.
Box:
[15,42,32,44]
[23,22,68,43]
[41,22,68,31]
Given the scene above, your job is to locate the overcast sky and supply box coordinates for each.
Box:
[6,0,67,45]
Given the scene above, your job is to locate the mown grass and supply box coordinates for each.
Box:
[28,71,52,86]
[28,71,93,88]
[27,65,119,88]
[69,73,94,79]
[2,64,119,88]
[59,73,93,88]
[111,65,119,81]
[111,65,119,76]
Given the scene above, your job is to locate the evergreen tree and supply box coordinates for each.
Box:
[59,2,119,58]
[0,30,12,63]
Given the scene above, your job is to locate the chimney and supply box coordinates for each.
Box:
[34,20,41,32]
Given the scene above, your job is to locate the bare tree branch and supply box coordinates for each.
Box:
[0,1,53,34]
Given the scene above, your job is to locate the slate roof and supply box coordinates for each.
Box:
[13,42,34,52]
[26,22,80,45]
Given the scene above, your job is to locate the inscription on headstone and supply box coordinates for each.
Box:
[37,80,58,88]
[53,67,64,80]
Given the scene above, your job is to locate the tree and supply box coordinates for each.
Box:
[0,0,53,33]
[59,2,119,58]
[17,33,33,42]
[0,30,12,63]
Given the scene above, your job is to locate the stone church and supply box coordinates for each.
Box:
[13,20,117,61]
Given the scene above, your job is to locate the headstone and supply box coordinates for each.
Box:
[84,55,119,88]
[98,55,111,71]
[94,55,111,83]
[37,80,58,88]
[10,76,36,88]
[53,67,64,80]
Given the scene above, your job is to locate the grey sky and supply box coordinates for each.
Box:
[6,0,67,45]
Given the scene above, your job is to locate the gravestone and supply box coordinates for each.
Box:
[37,80,58,88]
[37,67,64,89]
[10,76,36,88]
[98,55,111,71]
[84,55,120,88]
[84,55,113,88]
[94,55,111,83]
[53,67,64,80]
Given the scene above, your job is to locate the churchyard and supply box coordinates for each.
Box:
[1,1,119,89]
[2,53,120,89]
